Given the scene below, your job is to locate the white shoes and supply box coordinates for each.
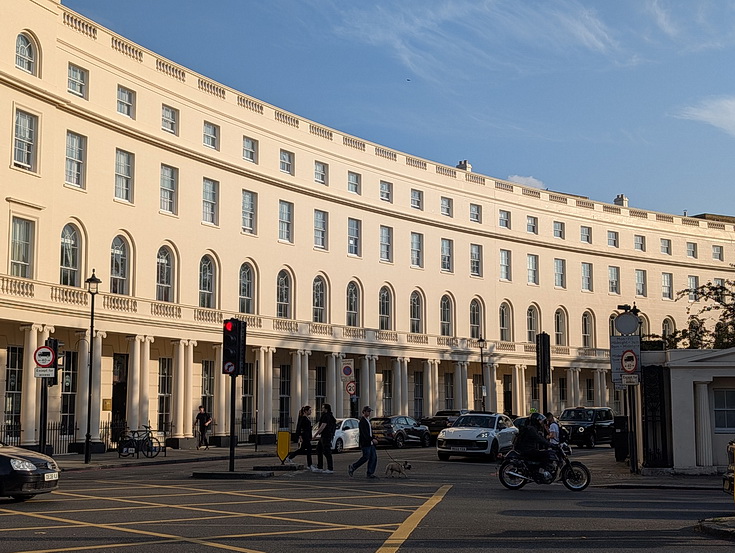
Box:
[309,465,321,472]
[322,469,334,474]
[284,457,295,465]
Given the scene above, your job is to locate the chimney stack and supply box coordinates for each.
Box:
[456,160,472,172]
[613,194,629,207]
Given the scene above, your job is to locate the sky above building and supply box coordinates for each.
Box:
[62,0,735,216]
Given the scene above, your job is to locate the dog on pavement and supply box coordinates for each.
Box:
[385,460,411,478]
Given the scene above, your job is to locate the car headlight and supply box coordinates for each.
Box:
[476,431,489,439]
[438,429,447,438]
[10,459,37,471]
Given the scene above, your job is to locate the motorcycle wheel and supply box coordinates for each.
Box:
[498,461,528,490]
[561,461,591,491]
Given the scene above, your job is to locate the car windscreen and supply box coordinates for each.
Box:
[453,415,497,429]
[560,409,594,422]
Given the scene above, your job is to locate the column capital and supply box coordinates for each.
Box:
[126,335,142,343]
[144,335,155,344]
[20,323,43,333]
[42,325,55,334]
[490,363,499,370]
[96,331,107,339]
[189,340,198,348]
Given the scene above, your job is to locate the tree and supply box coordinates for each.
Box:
[661,280,735,349]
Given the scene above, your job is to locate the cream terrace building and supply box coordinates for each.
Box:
[3,0,735,452]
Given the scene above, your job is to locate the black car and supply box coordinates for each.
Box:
[559,407,615,448]
[0,442,60,500]
[420,409,469,442]
[371,416,431,448]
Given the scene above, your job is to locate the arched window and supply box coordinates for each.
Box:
[312,276,326,323]
[469,299,482,339]
[582,311,595,348]
[156,246,174,302]
[499,302,512,342]
[346,281,360,327]
[379,286,392,330]
[554,309,567,346]
[199,256,215,308]
[276,270,291,318]
[609,314,618,337]
[662,317,675,338]
[15,34,36,75]
[410,291,423,334]
[440,295,453,336]
[110,235,128,295]
[639,316,649,336]
[526,305,539,342]
[239,263,254,314]
[60,224,79,287]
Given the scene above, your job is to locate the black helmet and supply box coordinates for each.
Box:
[529,412,546,427]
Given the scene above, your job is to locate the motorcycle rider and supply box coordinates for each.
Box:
[515,412,553,476]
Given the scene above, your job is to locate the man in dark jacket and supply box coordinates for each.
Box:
[348,406,378,479]
[515,412,552,469]
[314,403,336,474]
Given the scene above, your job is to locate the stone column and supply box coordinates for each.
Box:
[256,347,266,433]
[301,350,311,408]
[546,367,555,414]
[694,381,714,467]
[487,363,498,412]
[213,344,225,435]
[453,362,463,411]
[291,350,302,417]
[424,360,433,417]
[327,353,338,417]
[432,360,440,412]
[21,324,41,445]
[126,336,141,431]
[185,341,196,437]
[392,358,402,416]
[512,364,526,417]
[368,355,378,410]
[172,340,186,438]
[360,356,370,408]
[90,331,106,442]
[75,330,89,440]
[401,358,410,414]
[139,336,153,427]
[264,347,275,433]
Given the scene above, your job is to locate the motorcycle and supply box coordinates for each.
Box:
[498,442,591,491]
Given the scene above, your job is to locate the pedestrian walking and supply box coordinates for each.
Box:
[348,406,378,479]
[285,405,319,472]
[314,403,337,474]
[194,405,212,450]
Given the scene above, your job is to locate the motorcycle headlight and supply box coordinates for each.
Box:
[476,431,489,439]
[10,458,37,471]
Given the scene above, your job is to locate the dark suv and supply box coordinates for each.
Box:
[558,407,615,448]
[370,416,431,448]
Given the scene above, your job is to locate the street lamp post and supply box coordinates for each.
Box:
[84,269,102,464]
[478,336,487,411]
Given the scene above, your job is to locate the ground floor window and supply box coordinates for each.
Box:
[445,373,454,409]
[315,365,326,413]
[61,351,78,435]
[382,370,393,416]
[278,365,291,429]
[472,374,484,411]
[157,358,172,431]
[4,346,23,428]
[241,362,254,430]
[586,378,595,405]
[714,389,735,431]
[413,371,424,419]
[201,359,214,416]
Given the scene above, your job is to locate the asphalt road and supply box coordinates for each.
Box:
[0,447,731,553]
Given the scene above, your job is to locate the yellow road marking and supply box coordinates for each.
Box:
[377,484,451,553]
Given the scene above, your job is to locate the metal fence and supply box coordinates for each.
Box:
[0,423,20,446]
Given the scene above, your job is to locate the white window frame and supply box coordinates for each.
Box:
[347,171,361,194]
[553,221,565,239]
[279,200,294,243]
[243,136,258,163]
[347,218,361,256]
[380,181,393,202]
[241,190,257,234]
[580,226,592,244]
[687,242,698,258]
[607,230,619,248]
[527,216,538,234]
[67,64,87,98]
[713,245,724,261]
[380,226,393,262]
[527,254,539,285]
[10,216,34,278]
[114,149,134,202]
[581,262,593,291]
[280,150,294,175]
[410,189,423,210]
[500,249,511,280]
[202,178,218,225]
[410,232,423,268]
[65,131,85,187]
[13,110,38,171]
[470,203,482,223]
[117,85,135,118]
[554,258,566,288]
[661,238,672,255]
[314,161,328,185]
[688,275,699,301]
[159,164,177,214]
[608,266,620,294]
[440,238,453,272]
[662,272,673,300]
[499,210,511,229]
[314,210,328,249]
[441,197,453,217]
[470,244,482,276]
[203,121,219,150]
[635,269,647,297]
[634,235,646,251]
[162,105,178,134]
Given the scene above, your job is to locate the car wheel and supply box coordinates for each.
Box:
[395,433,406,448]
[587,434,596,448]
[10,495,32,502]
[334,438,344,454]
[438,452,450,461]
[421,433,431,447]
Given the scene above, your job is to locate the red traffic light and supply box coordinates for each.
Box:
[224,320,234,332]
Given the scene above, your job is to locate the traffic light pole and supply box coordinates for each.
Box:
[229,373,236,472]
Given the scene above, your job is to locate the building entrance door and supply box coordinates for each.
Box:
[111,353,128,441]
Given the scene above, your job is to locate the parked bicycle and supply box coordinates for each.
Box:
[117,425,161,458]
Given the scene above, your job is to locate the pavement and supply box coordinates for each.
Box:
[52,444,735,541]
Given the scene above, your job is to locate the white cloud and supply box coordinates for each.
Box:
[508,175,545,189]
[676,96,735,137]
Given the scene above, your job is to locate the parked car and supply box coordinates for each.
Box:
[370,416,431,448]
[0,442,59,501]
[420,409,469,443]
[436,412,517,461]
[311,417,360,453]
[558,407,615,448]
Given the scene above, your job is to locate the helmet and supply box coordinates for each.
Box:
[529,412,546,428]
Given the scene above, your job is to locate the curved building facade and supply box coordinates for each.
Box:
[3,0,734,449]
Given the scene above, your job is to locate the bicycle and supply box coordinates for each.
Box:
[117,425,161,458]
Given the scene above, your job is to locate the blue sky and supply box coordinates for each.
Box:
[62,0,735,216]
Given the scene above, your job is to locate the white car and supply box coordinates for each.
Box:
[436,413,517,461]
[312,418,360,453]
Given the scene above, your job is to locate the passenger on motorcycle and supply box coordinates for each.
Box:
[515,412,553,473]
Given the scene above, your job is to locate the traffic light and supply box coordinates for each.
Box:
[222,318,245,375]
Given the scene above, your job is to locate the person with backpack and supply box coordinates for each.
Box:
[314,403,336,474]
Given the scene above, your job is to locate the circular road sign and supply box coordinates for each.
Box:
[223,361,235,374]
[621,349,638,373]
[342,364,353,377]
[614,312,640,335]
[34,346,55,368]
[346,381,357,396]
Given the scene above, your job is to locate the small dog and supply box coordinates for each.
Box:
[385,460,412,478]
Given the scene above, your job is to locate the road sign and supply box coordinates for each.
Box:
[621,374,639,385]
[610,334,640,384]
[346,381,357,396]
[341,359,354,382]
[33,345,55,368]
[621,349,638,373]
[34,366,55,378]
[223,361,235,375]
